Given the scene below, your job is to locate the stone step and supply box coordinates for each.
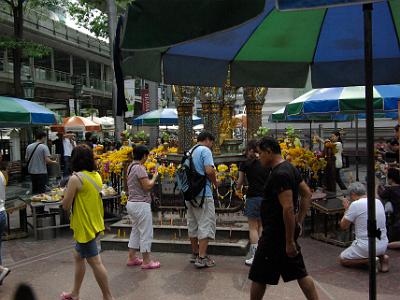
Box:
[100,234,249,256]
[109,219,249,240]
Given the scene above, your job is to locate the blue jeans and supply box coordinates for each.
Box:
[75,238,99,259]
[0,210,6,265]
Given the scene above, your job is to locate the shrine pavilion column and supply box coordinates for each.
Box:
[243,87,268,140]
[172,85,196,154]
[200,87,222,155]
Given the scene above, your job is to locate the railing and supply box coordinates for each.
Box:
[0,7,110,56]
[0,60,112,93]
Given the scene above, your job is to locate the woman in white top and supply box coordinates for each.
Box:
[315,131,347,190]
[0,159,11,284]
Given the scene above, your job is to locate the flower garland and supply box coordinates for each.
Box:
[96,147,133,183]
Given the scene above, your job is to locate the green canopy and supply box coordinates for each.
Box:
[120,0,265,50]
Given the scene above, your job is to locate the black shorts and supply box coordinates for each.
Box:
[248,244,308,285]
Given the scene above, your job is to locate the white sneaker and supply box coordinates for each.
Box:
[245,256,254,266]
[0,267,10,285]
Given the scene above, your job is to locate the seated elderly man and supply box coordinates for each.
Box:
[339,182,389,272]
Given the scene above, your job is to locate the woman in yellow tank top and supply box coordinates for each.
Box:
[61,144,114,300]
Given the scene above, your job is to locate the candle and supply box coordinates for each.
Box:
[117,229,121,238]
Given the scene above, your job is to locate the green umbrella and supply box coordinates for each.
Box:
[0,96,57,127]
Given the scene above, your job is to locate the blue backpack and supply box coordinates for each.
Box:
[175,145,207,208]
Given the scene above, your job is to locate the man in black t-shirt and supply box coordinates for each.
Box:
[249,137,319,300]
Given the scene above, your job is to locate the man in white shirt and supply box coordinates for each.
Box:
[63,131,76,177]
[339,182,389,272]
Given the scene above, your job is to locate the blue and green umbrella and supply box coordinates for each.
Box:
[132,108,202,126]
[285,85,400,116]
[120,0,400,88]
[0,96,57,126]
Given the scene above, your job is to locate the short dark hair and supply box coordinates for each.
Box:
[85,132,93,141]
[197,131,215,142]
[257,136,281,154]
[246,139,258,153]
[332,131,343,143]
[388,168,400,184]
[70,144,96,172]
[35,131,46,140]
[395,124,400,132]
[133,145,149,161]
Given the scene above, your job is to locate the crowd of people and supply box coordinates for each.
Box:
[1,128,399,299]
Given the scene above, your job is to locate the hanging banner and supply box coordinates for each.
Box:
[276,0,381,10]
[141,88,150,113]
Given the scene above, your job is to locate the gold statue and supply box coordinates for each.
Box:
[219,106,239,145]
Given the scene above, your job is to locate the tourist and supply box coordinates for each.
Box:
[249,137,319,300]
[84,132,94,149]
[315,131,347,190]
[61,144,114,300]
[25,131,57,194]
[126,145,160,269]
[378,168,400,249]
[385,124,399,163]
[186,131,218,268]
[63,131,76,177]
[236,140,269,266]
[339,182,389,271]
[0,158,11,285]
[54,132,64,169]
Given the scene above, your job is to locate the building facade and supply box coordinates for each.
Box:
[0,6,113,117]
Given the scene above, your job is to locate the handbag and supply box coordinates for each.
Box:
[23,143,42,176]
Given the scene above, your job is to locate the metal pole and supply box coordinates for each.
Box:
[355,114,359,181]
[107,0,124,142]
[363,4,376,300]
[309,121,312,149]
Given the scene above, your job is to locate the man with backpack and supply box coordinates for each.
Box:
[184,131,218,268]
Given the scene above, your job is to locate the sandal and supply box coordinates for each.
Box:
[127,257,143,266]
[141,261,161,270]
[60,292,80,300]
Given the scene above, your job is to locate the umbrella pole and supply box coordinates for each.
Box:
[364,4,377,300]
[309,121,312,149]
[355,114,359,181]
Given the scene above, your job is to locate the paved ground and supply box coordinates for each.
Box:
[0,233,399,300]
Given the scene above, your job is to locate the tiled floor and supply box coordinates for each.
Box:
[0,234,399,300]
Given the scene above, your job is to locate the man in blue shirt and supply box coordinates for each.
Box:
[187,131,218,268]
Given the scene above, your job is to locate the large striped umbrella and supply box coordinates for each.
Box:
[285,85,400,116]
[120,0,400,88]
[133,108,202,126]
[272,106,397,122]
[0,96,56,126]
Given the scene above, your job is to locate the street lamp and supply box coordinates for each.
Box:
[22,75,35,100]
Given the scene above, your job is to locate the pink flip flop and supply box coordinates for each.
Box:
[127,257,143,266]
[141,261,161,270]
[60,292,80,300]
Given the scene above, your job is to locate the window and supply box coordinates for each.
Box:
[54,50,70,73]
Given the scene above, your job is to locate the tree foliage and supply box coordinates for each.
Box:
[67,0,131,39]
[0,37,51,58]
